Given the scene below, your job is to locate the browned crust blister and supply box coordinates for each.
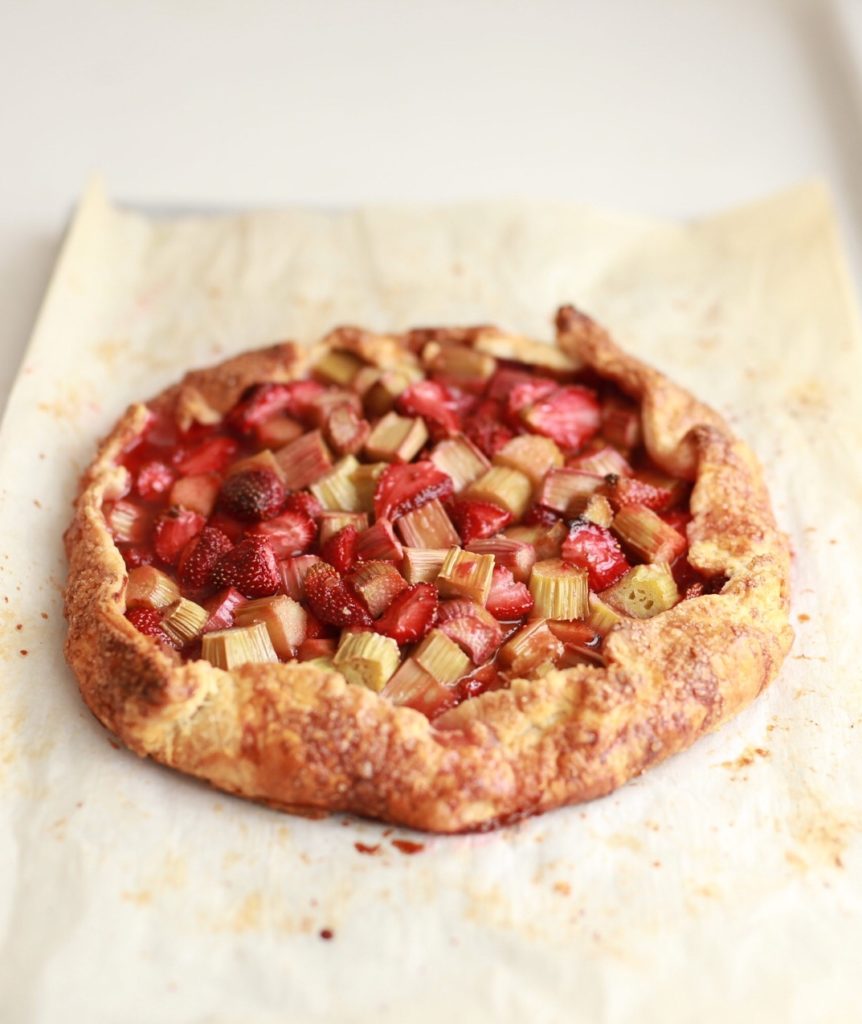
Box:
[63,308,793,833]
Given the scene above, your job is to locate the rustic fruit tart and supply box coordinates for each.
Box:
[64,306,792,832]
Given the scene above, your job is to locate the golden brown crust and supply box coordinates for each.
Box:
[64,307,793,833]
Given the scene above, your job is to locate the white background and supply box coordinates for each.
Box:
[2,0,862,417]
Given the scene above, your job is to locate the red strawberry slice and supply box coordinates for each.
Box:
[375,582,439,644]
[448,499,512,543]
[462,399,515,457]
[320,525,360,575]
[505,377,558,424]
[227,381,325,434]
[486,367,550,403]
[450,661,508,706]
[175,436,238,476]
[211,536,281,598]
[561,518,629,590]
[303,562,373,628]
[177,526,234,590]
[485,565,534,621]
[202,587,247,633]
[522,503,563,526]
[373,461,454,521]
[154,507,206,565]
[396,380,461,438]
[521,385,600,452]
[302,608,337,640]
[135,460,176,500]
[323,404,371,456]
[283,491,324,521]
[120,545,156,569]
[437,601,503,663]
[604,474,678,512]
[252,508,317,557]
[218,469,286,522]
[125,607,177,647]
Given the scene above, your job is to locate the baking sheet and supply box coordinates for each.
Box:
[1,180,860,1023]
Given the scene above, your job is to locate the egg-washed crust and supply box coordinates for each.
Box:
[63,307,793,833]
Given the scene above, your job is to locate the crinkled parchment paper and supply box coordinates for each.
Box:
[1,181,860,1024]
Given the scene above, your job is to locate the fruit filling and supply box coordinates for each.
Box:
[108,334,723,720]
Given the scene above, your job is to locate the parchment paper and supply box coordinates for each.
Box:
[1,181,860,1024]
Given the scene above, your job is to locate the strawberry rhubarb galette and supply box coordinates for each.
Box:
[64,307,792,832]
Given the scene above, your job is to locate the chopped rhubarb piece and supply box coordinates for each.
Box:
[351,364,383,398]
[601,395,642,451]
[485,565,534,621]
[304,561,373,628]
[582,494,614,529]
[428,434,490,492]
[309,455,363,511]
[504,520,567,560]
[356,519,403,562]
[465,536,536,582]
[297,637,337,661]
[547,619,601,648]
[413,629,471,685]
[529,559,589,620]
[373,460,454,520]
[324,403,371,457]
[279,554,323,600]
[351,462,387,512]
[363,367,424,417]
[107,500,153,545]
[448,499,512,544]
[601,563,679,619]
[396,379,461,438]
[382,659,454,718]
[135,460,176,500]
[538,469,603,516]
[254,414,304,449]
[161,598,209,647]
[126,566,180,610]
[437,600,504,663]
[169,473,220,517]
[602,472,685,513]
[318,511,368,545]
[333,630,400,692]
[498,618,564,677]
[396,499,460,549]
[125,607,175,647]
[218,469,286,522]
[175,436,238,476]
[251,508,317,557]
[561,518,630,590]
[462,400,515,457]
[437,548,495,606]
[401,547,448,583]
[228,381,325,434]
[201,622,278,668]
[521,385,601,452]
[283,490,324,521]
[586,593,623,635]
[567,446,632,478]
[465,466,532,520]
[313,349,364,386]
[202,587,247,633]
[347,561,409,618]
[451,661,508,705]
[493,435,564,488]
[375,582,439,644]
[274,431,333,490]
[211,536,281,598]
[235,595,307,659]
[475,332,577,371]
[612,504,687,564]
[225,449,285,481]
[421,342,496,382]
[154,507,205,565]
[177,525,234,590]
[365,412,429,463]
[320,525,360,575]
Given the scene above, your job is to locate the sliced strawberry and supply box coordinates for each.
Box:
[302,608,337,640]
[202,587,247,633]
[486,367,552,404]
[125,607,177,647]
[227,381,325,434]
[252,508,317,557]
[323,404,371,456]
[119,545,155,569]
[218,469,286,522]
[304,562,373,628]
[375,582,439,644]
[462,399,515,457]
[448,499,512,543]
[522,503,563,526]
[373,461,454,520]
[177,526,234,590]
[396,380,461,438]
[546,620,601,648]
[320,525,360,575]
[561,518,629,590]
[521,385,600,452]
[211,536,281,598]
[206,511,247,544]
[603,474,679,512]
[449,661,508,707]
[437,600,503,663]
[175,436,238,476]
[154,507,206,565]
[283,490,324,521]
[505,376,557,424]
[135,460,176,500]
[485,565,534,621]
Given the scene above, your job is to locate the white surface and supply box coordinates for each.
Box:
[2,0,862,418]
